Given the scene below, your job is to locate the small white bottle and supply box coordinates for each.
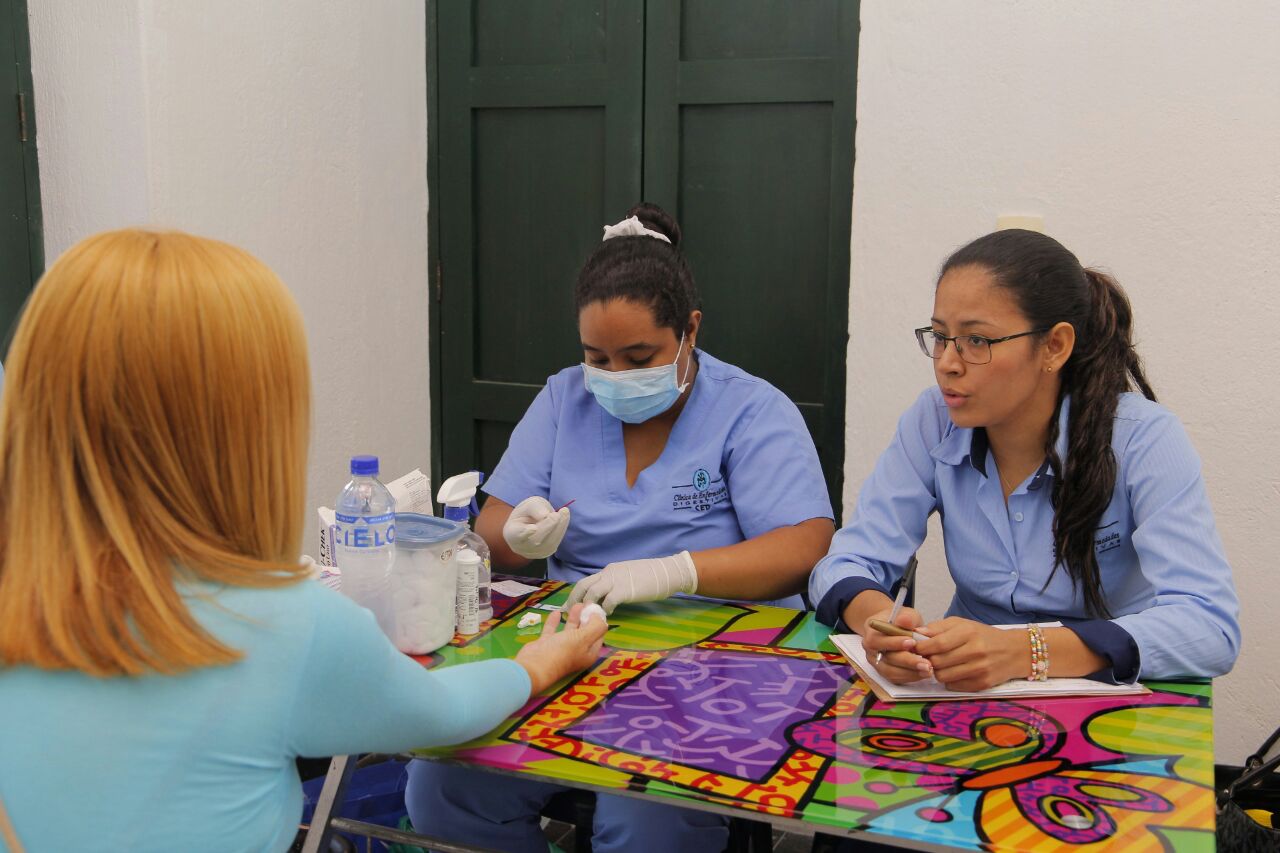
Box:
[455,550,481,635]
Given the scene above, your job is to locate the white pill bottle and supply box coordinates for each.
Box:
[455,550,482,635]
[387,513,464,654]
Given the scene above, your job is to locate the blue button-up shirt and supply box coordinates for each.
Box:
[810,386,1240,681]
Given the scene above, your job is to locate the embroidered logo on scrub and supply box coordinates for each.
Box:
[1094,521,1122,554]
[672,467,729,512]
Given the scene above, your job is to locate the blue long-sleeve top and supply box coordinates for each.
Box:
[0,579,530,852]
[810,386,1240,682]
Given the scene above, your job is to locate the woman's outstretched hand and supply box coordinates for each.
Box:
[564,552,698,614]
[514,604,608,695]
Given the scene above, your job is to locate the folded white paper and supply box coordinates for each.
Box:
[491,579,544,598]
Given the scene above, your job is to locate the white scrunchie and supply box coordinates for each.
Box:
[601,215,671,244]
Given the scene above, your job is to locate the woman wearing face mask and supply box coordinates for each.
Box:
[405,203,835,853]
[810,229,1240,694]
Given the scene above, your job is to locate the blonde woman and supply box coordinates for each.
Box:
[0,230,605,852]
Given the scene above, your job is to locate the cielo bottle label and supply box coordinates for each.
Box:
[334,511,396,548]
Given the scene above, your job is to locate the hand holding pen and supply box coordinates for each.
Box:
[874,555,918,665]
[862,557,934,683]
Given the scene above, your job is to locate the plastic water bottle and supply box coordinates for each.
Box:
[335,455,396,636]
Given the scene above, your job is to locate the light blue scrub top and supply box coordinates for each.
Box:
[809,386,1241,680]
[0,580,530,852]
[484,350,833,609]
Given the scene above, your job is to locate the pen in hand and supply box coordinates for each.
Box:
[874,555,919,666]
[867,619,929,643]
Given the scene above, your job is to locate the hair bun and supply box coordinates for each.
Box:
[626,202,681,249]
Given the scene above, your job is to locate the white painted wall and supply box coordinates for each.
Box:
[28,2,150,253]
[29,1,431,527]
[848,0,1280,762]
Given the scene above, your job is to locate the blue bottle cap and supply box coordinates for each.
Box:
[350,455,379,476]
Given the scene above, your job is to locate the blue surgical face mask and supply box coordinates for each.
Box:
[581,333,693,423]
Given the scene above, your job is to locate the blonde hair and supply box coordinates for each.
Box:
[0,229,312,676]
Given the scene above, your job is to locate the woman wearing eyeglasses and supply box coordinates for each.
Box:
[811,228,1240,690]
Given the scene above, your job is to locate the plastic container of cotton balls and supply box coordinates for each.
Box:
[386,513,466,654]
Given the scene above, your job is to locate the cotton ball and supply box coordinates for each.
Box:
[579,603,607,627]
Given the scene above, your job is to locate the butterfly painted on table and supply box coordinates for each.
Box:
[790,692,1211,851]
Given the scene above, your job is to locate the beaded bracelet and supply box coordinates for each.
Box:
[1027,623,1049,682]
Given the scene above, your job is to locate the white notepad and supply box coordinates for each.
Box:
[830,624,1148,702]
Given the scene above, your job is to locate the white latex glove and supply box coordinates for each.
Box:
[502,496,571,560]
[564,552,698,614]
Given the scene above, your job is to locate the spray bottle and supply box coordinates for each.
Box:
[436,471,493,622]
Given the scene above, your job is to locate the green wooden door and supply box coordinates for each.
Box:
[431,0,856,513]
[643,0,856,508]
[433,0,645,482]
[0,0,42,350]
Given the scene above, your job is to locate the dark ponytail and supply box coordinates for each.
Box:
[574,202,701,334]
[940,230,1156,618]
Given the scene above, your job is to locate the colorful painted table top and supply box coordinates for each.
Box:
[410,578,1215,852]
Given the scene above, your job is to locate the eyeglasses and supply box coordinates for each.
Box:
[914,326,1050,365]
